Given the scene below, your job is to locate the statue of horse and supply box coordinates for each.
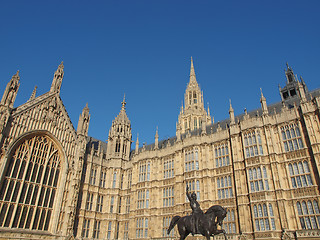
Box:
[167,205,228,240]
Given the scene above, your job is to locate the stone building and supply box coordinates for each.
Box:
[0,59,320,240]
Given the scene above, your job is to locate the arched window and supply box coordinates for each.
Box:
[288,161,313,188]
[244,130,264,158]
[280,123,304,152]
[248,166,269,192]
[253,203,276,231]
[222,209,236,233]
[193,91,197,104]
[297,200,320,229]
[0,135,62,231]
[115,139,121,153]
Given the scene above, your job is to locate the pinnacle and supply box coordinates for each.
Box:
[190,57,196,82]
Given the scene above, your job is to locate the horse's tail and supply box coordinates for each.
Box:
[167,216,181,234]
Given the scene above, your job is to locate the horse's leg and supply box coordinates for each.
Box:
[178,226,189,240]
[205,233,211,240]
[179,231,189,240]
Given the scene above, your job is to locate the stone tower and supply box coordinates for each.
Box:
[107,95,132,160]
[177,57,212,135]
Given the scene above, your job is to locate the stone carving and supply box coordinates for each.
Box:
[281,228,294,240]
[41,97,61,124]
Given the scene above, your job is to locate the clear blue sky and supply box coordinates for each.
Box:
[1,1,319,147]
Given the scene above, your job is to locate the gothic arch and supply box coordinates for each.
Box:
[0,130,68,233]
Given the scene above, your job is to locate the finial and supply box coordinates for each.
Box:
[190,56,196,80]
[121,93,126,109]
[286,62,289,69]
[229,99,234,113]
[229,99,233,110]
[260,88,266,101]
[29,85,37,101]
[84,102,89,111]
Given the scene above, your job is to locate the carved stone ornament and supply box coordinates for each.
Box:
[281,229,294,240]
[238,233,248,240]
[41,97,61,124]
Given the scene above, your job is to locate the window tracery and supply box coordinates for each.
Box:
[0,135,62,231]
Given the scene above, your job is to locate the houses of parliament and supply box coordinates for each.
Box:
[0,59,319,240]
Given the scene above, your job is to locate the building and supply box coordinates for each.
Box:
[0,59,320,240]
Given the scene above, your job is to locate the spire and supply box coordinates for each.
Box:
[260,88,268,115]
[178,58,212,134]
[50,61,64,94]
[114,95,130,124]
[28,86,37,101]
[189,56,197,84]
[135,134,139,153]
[1,70,20,108]
[207,102,210,116]
[298,80,307,103]
[122,93,126,110]
[229,99,235,125]
[155,127,159,149]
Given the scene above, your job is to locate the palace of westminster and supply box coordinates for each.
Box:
[0,59,319,240]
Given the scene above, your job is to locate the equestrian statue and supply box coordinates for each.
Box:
[167,185,228,240]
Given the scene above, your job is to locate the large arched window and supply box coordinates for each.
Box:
[0,134,62,231]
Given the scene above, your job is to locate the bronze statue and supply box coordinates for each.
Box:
[167,186,227,240]
[186,185,204,235]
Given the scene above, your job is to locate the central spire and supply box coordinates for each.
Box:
[189,56,198,85]
[121,93,126,110]
[177,58,212,135]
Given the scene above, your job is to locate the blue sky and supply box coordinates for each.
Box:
[0,1,319,147]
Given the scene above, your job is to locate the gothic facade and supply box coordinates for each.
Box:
[0,59,320,240]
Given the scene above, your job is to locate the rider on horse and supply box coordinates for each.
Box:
[186,185,204,235]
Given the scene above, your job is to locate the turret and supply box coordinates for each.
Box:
[229,99,235,125]
[155,127,159,149]
[260,88,268,115]
[298,80,307,103]
[285,62,297,83]
[279,63,306,101]
[107,95,132,160]
[1,71,20,108]
[135,135,139,154]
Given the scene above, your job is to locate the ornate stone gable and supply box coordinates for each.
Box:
[7,93,78,156]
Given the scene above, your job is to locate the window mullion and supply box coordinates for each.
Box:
[30,140,52,230]
[7,139,35,228]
